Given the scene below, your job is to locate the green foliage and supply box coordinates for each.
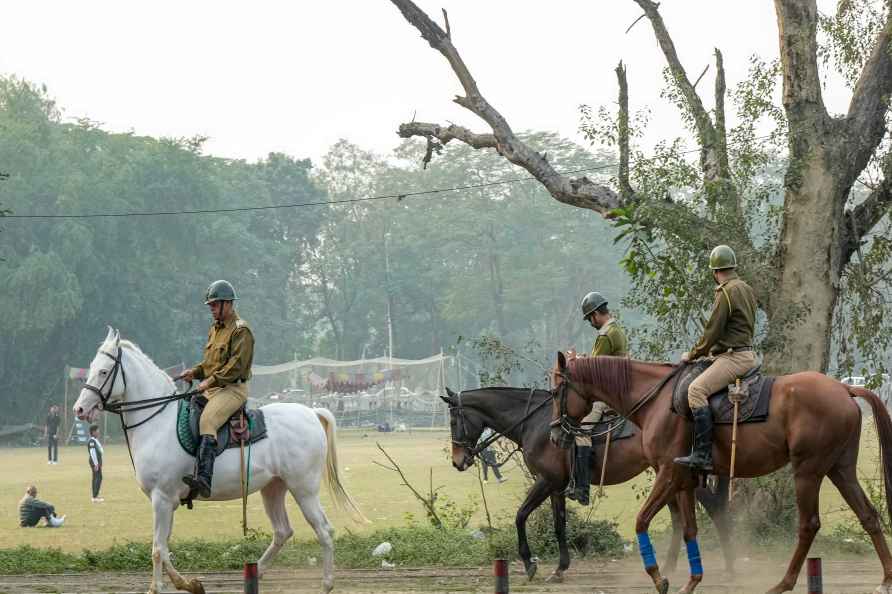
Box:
[0,77,326,424]
[0,517,625,574]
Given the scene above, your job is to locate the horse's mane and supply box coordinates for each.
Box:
[461,386,551,403]
[104,338,172,384]
[569,356,632,398]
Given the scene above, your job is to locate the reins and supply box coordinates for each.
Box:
[549,362,684,441]
[83,346,200,469]
[448,387,550,463]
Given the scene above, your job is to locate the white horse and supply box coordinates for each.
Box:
[73,328,364,594]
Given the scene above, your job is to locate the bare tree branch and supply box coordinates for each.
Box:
[375,442,443,527]
[843,152,892,262]
[615,62,635,202]
[843,4,892,176]
[692,64,710,90]
[390,0,621,214]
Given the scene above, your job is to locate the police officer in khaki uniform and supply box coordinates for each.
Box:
[177,280,254,498]
[674,246,757,472]
[566,291,629,505]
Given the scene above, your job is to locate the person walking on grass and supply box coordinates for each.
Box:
[479,428,508,484]
[19,485,65,527]
[45,405,61,465]
[87,424,104,503]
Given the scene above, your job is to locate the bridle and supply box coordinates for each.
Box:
[548,364,682,448]
[446,388,550,462]
[82,347,126,411]
[82,344,199,468]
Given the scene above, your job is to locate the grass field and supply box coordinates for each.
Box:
[0,425,883,554]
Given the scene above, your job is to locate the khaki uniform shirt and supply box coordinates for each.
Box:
[689,272,757,360]
[591,318,630,357]
[191,313,254,389]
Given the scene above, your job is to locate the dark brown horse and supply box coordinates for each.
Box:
[442,386,735,582]
[548,352,892,594]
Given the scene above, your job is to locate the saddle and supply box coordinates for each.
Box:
[671,359,775,424]
[176,396,268,457]
[589,412,637,444]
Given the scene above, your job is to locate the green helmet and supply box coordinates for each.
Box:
[709,245,737,270]
[581,291,608,319]
[204,280,238,304]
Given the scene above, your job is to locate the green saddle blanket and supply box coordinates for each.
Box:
[176,397,268,457]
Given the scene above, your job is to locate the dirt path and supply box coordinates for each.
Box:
[1,557,886,593]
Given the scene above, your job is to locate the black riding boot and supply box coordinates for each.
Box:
[673,407,714,472]
[182,436,217,498]
[573,446,593,506]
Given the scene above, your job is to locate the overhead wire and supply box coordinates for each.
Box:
[2,133,779,220]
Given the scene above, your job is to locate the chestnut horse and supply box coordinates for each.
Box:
[442,386,735,583]
[548,352,892,594]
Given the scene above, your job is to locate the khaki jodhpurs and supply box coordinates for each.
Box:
[200,383,249,437]
[688,350,756,409]
[575,401,610,447]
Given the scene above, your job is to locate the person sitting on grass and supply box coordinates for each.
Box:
[19,485,65,527]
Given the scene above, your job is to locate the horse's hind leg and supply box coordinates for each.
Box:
[766,471,823,594]
[828,463,892,591]
[545,493,569,583]
[258,478,294,577]
[664,497,682,574]
[291,488,335,593]
[698,477,736,576]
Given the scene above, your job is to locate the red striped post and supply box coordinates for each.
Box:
[244,562,259,594]
[807,557,822,594]
[493,558,509,593]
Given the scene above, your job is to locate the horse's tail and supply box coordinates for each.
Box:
[848,386,892,524]
[313,408,369,524]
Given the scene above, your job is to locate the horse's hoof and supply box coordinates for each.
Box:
[656,577,669,594]
[188,578,206,594]
[525,559,538,581]
[545,570,564,583]
[874,585,892,594]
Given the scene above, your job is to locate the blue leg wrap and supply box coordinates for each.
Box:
[637,532,657,568]
[686,538,703,576]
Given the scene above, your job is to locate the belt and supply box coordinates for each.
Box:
[729,346,753,353]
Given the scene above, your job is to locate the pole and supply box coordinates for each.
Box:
[806,557,822,594]
[597,427,612,497]
[244,562,259,594]
[729,378,741,503]
[493,558,509,594]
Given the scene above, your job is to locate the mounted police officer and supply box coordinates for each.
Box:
[674,245,757,472]
[566,291,629,505]
[177,280,254,498]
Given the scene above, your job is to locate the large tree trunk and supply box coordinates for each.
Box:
[767,154,847,373]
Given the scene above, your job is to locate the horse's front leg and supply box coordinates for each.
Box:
[149,490,204,594]
[545,493,570,583]
[515,477,553,580]
[635,465,682,594]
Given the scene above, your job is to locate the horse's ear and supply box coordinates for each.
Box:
[113,328,121,346]
[557,351,567,371]
[105,326,114,343]
[441,387,456,404]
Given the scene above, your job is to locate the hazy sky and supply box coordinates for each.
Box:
[0,1,852,165]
